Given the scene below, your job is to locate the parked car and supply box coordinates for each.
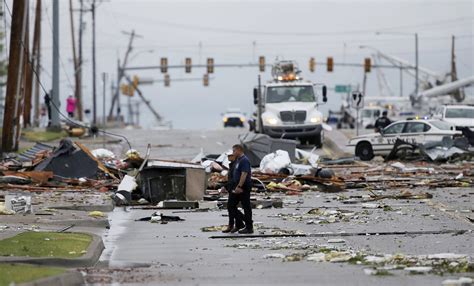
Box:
[432,105,474,130]
[347,119,460,161]
[222,109,246,128]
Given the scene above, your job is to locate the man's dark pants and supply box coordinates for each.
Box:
[228,189,253,230]
[227,192,244,228]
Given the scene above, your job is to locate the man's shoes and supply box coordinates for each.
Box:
[230,226,240,233]
[222,226,233,233]
[238,228,254,234]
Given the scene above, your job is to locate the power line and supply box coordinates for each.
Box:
[107,9,473,37]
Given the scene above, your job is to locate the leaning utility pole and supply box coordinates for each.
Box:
[50,0,60,129]
[2,0,28,152]
[108,30,140,122]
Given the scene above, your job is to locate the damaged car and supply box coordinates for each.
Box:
[347,119,461,161]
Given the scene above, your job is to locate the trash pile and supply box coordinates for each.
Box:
[386,137,474,162]
[0,139,119,193]
[0,139,157,213]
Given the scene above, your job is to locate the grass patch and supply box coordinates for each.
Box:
[0,232,92,258]
[0,263,65,286]
[21,130,67,142]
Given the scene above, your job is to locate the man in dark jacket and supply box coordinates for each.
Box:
[222,153,245,233]
[231,144,253,234]
[374,110,392,132]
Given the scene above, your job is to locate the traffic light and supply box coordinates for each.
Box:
[258,56,265,72]
[132,75,139,88]
[364,58,371,73]
[309,57,316,72]
[185,58,192,73]
[207,58,214,74]
[203,74,209,86]
[164,74,170,87]
[120,84,134,96]
[327,57,334,72]
[160,57,168,73]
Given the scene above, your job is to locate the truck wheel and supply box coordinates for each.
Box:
[308,134,322,148]
[356,142,374,161]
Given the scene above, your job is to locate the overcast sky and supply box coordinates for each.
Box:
[6,0,473,129]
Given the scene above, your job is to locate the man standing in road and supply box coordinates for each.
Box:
[374,110,392,132]
[222,152,245,233]
[231,144,253,234]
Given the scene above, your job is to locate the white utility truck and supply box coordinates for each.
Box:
[252,60,327,147]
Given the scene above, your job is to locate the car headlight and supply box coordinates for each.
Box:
[265,117,278,125]
[223,117,228,123]
[310,117,321,123]
[240,117,245,122]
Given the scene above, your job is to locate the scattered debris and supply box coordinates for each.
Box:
[137,212,185,223]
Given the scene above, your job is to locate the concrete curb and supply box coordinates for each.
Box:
[52,202,114,212]
[37,218,110,228]
[19,270,84,286]
[0,232,104,267]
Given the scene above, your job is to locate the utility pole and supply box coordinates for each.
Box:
[135,101,140,127]
[50,0,60,129]
[78,0,84,120]
[415,33,419,96]
[32,0,42,126]
[124,74,162,122]
[2,0,28,152]
[108,30,140,121]
[91,0,97,126]
[102,72,107,127]
[399,67,403,97]
[23,9,32,128]
[69,0,82,120]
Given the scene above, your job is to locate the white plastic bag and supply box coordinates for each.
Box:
[259,150,291,174]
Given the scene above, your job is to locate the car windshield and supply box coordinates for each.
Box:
[445,108,474,119]
[266,86,315,103]
[430,120,453,130]
[383,122,405,134]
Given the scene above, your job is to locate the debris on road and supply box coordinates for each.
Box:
[136,211,185,223]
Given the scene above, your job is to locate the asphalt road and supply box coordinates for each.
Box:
[94,128,473,286]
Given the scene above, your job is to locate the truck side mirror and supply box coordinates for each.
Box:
[253,88,258,105]
[322,86,327,103]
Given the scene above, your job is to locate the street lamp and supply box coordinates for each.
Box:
[375,31,419,96]
[129,49,154,63]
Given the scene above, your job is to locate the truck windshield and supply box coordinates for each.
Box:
[445,108,474,119]
[266,86,315,103]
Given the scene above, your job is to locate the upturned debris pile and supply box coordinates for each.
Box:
[0,139,120,193]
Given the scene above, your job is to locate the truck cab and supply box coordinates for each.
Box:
[432,105,474,130]
[253,61,327,147]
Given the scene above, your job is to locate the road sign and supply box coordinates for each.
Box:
[335,85,350,93]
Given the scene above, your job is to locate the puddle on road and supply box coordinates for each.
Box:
[99,207,134,266]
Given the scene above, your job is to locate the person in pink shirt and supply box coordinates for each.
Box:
[66,95,77,118]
